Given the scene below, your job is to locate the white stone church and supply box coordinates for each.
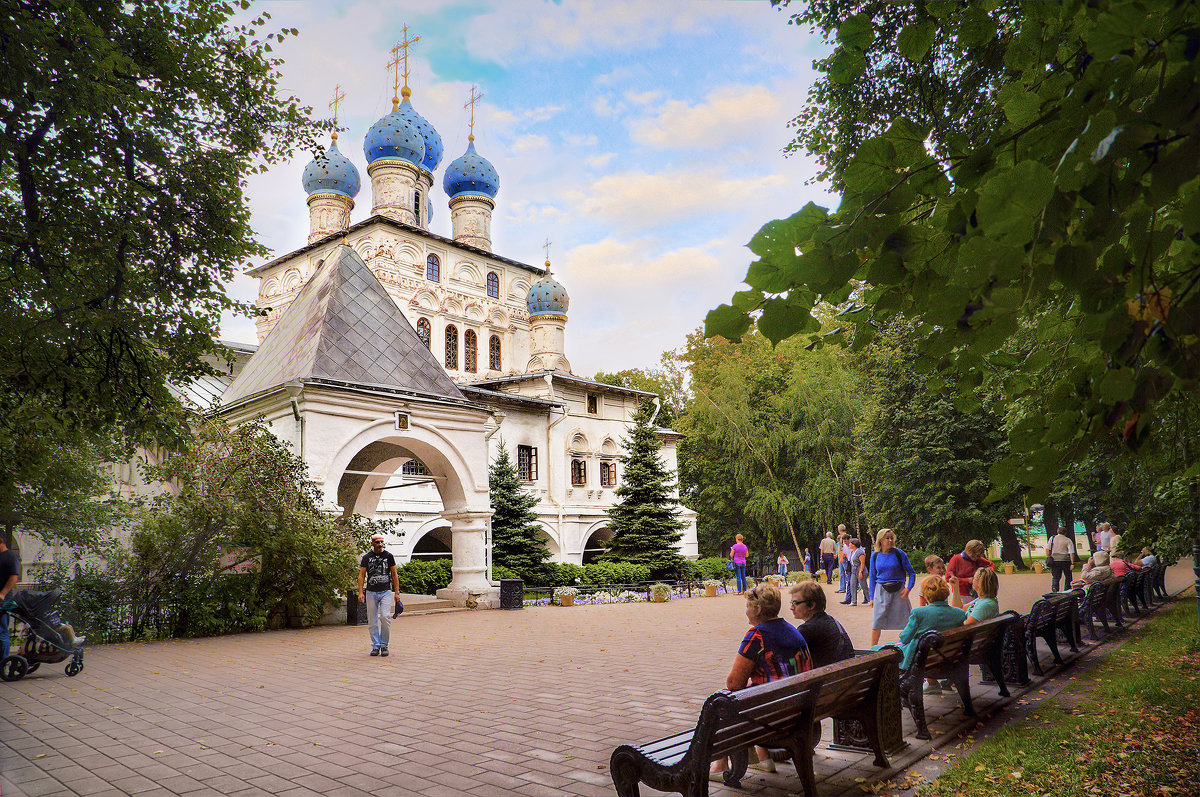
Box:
[203,80,697,606]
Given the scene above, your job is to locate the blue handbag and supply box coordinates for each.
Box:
[726,560,735,571]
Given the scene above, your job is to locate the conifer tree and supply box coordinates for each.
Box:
[603,401,686,577]
[488,444,549,578]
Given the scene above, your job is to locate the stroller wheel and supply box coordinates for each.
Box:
[1,654,29,682]
[25,662,40,674]
[65,660,83,677]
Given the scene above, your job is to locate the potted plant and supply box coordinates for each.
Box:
[554,586,579,606]
[1032,560,1044,575]
[650,583,671,603]
[1004,562,1016,575]
[702,579,722,597]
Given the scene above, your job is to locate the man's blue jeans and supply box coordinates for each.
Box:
[734,563,747,593]
[365,590,394,649]
[839,560,850,590]
[0,611,9,659]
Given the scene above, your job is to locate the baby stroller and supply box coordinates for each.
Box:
[1,589,85,682]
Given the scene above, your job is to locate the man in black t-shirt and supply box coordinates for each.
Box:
[357,535,400,657]
[0,536,20,659]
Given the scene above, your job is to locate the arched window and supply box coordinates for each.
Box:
[426,253,440,282]
[486,271,500,298]
[464,330,478,373]
[416,318,431,350]
[489,334,501,371]
[445,324,458,369]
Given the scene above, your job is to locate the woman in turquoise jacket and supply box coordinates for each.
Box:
[896,575,966,672]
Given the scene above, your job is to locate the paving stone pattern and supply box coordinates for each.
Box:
[2,564,1193,797]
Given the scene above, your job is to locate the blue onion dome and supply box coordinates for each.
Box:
[396,88,443,172]
[527,263,568,317]
[363,99,425,166]
[301,138,361,199]
[443,136,499,200]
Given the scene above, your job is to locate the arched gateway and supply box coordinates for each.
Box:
[218,246,497,606]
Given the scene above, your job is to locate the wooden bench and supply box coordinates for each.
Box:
[1025,592,1080,675]
[1121,569,1148,616]
[609,648,903,797]
[898,612,1017,740]
[1151,563,1169,600]
[1075,581,1114,640]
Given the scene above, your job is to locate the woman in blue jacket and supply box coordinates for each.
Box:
[868,528,917,646]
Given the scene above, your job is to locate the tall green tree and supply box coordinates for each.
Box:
[0,1,323,530]
[850,326,1016,558]
[603,401,686,578]
[488,444,550,579]
[595,351,690,429]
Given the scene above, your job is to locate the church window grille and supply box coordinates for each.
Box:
[600,461,617,487]
[413,189,422,225]
[489,335,501,370]
[517,445,538,482]
[426,253,440,282]
[464,330,478,373]
[486,272,500,298]
[587,394,598,414]
[445,324,458,369]
[401,459,430,476]
[417,318,431,349]
[571,458,587,487]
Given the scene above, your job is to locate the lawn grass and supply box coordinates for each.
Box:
[919,595,1200,797]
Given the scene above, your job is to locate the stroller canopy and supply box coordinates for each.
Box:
[12,589,64,623]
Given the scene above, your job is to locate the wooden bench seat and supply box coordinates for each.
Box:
[899,612,1017,740]
[609,648,903,797]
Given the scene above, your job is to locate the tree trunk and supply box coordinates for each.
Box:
[1062,502,1077,562]
[1080,513,1098,554]
[999,522,1027,568]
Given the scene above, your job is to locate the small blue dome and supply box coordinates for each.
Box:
[363,106,424,166]
[396,98,443,173]
[443,138,499,200]
[527,270,568,317]
[301,141,360,199]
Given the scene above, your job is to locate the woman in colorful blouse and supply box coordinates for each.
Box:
[710,583,812,780]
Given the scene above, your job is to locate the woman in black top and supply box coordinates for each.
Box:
[789,581,854,668]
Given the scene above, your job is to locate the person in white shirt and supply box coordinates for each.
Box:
[1048,526,1077,592]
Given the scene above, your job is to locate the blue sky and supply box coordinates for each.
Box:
[229,0,836,375]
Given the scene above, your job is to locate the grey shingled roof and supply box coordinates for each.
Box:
[222,245,465,406]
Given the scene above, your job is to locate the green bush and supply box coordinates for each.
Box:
[491,564,519,580]
[695,557,732,580]
[581,561,651,585]
[394,559,453,594]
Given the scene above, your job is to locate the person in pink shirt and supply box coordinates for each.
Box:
[1110,550,1142,577]
[729,534,749,594]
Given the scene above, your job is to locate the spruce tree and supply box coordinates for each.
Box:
[603,401,686,577]
[488,444,549,578]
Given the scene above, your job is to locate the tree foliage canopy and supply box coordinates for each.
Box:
[0,0,323,522]
[710,0,1200,502]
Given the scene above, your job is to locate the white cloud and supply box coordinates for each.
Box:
[511,134,550,154]
[630,84,784,150]
[591,94,619,117]
[623,89,662,105]
[562,132,599,147]
[585,152,615,169]
[570,168,789,230]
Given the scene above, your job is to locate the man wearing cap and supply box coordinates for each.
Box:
[357,535,400,657]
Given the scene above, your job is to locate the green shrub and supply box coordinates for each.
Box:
[394,559,453,594]
[695,557,731,580]
[677,560,703,581]
[581,561,651,585]
[491,564,519,580]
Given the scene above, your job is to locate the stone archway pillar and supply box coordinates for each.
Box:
[436,509,498,608]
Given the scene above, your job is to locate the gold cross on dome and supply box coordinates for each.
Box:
[465,85,484,139]
[543,238,552,269]
[388,26,421,109]
[328,84,345,142]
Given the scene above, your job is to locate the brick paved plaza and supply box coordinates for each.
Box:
[2,565,1194,797]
